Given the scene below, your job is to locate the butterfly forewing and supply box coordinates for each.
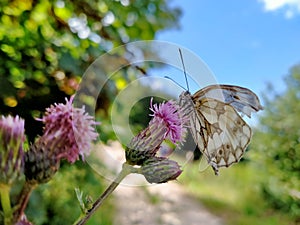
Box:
[193,85,263,117]
[179,85,262,175]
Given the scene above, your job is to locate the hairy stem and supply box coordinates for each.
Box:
[74,163,134,225]
[13,181,37,223]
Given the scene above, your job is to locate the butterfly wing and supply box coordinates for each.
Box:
[179,85,262,175]
[179,91,212,167]
[194,84,263,118]
[194,97,252,175]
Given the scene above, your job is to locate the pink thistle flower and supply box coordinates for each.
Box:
[38,95,99,163]
[25,96,99,183]
[0,115,25,184]
[126,99,187,165]
[149,99,187,144]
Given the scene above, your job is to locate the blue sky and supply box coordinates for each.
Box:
[156,0,300,98]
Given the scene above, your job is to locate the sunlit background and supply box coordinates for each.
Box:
[0,0,299,224]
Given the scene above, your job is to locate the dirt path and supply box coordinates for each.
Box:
[91,142,224,225]
[113,182,223,225]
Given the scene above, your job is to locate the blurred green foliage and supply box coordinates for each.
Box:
[25,161,115,225]
[251,64,300,220]
[0,0,181,141]
[180,163,295,225]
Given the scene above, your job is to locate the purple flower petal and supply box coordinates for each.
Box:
[149,99,187,144]
[38,95,99,163]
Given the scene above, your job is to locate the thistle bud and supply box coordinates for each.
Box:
[141,157,182,184]
[0,115,25,184]
[126,122,167,165]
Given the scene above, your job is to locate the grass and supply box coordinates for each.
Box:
[178,160,295,225]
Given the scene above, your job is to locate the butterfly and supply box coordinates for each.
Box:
[177,51,263,175]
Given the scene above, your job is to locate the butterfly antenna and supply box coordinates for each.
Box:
[179,49,190,92]
[164,76,187,90]
[135,65,148,75]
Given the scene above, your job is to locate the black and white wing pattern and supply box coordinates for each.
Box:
[179,85,263,175]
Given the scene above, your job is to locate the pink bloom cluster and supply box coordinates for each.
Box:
[149,99,187,145]
[38,96,99,163]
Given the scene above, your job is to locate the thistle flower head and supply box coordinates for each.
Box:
[25,96,99,183]
[0,115,25,184]
[149,99,187,144]
[38,95,99,163]
[126,99,187,165]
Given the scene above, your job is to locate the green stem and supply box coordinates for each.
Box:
[74,163,134,225]
[0,183,12,225]
[13,181,37,223]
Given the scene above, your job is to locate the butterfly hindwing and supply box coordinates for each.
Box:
[179,84,262,175]
[200,98,252,174]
